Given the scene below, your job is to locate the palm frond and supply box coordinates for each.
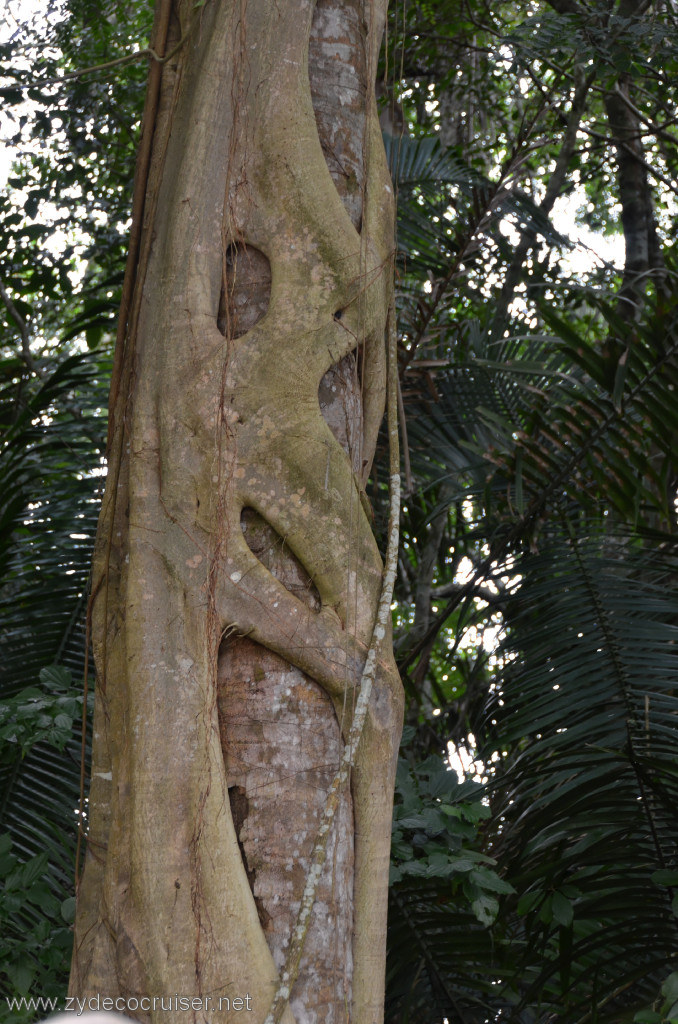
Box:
[0,350,106,1007]
[484,528,678,1020]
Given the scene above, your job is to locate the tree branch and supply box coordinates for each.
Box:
[488,65,595,341]
[604,75,665,312]
[0,278,37,374]
[19,20,195,90]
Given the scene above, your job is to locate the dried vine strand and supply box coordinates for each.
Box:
[263,289,401,1024]
[17,19,196,91]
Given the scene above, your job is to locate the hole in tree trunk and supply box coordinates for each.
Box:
[217,243,271,339]
[228,784,272,929]
[318,351,363,474]
[240,507,320,610]
[308,0,367,232]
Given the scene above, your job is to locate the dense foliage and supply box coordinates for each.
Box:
[1,1,678,1022]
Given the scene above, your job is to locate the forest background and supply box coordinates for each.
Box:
[1,1,678,1022]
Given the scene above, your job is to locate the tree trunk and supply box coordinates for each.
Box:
[604,76,665,317]
[69,3,402,1023]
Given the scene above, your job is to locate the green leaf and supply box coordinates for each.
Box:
[53,712,74,731]
[39,665,72,691]
[652,869,678,888]
[443,856,478,873]
[471,894,499,927]
[662,973,678,1004]
[517,890,542,916]
[399,861,429,877]
[27,881,60,915]
[469,867,515,895]
[395,813,430,830]
[21,850,49,887]
[3,961,35,995]
[25,194,39,219]
[665,1003,678,1024]
[61,896,76,924]
[85,324,105,349]
[551,891,574,927]
[400,725,416,746]
[612,347,630,411]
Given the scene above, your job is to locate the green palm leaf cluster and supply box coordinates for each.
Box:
[490,295,678,529]
[0,0,147,1004]
[386,284,678,1021]
[486,531,678,1019]
[384,42,678,1016]
[0,350,107,1011]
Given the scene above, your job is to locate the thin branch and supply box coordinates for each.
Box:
[401,92,559,370]
[488,65,595,341]
[606,80,678,144]
[399,332,678,673]
[431,579,504,606]
[17,20,195,90]
[397,375,413,493]
[0,278,38,373]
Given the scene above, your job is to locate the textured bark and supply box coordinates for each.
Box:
[70,2,402,1024]
[218,509,354,1024]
